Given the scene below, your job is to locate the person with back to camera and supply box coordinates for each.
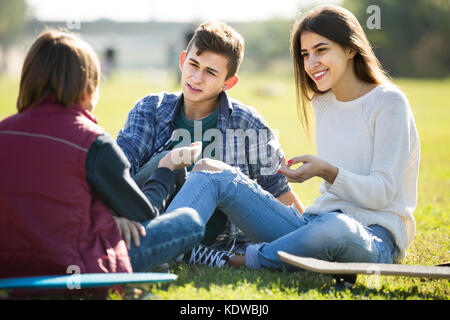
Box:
[166,5,420,270]
[0,29,205,297]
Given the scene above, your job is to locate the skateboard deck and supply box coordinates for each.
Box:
[278,251,450,279]
[0,272,177,290]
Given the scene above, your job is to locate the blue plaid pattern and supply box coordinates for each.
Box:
[117,91,291,198]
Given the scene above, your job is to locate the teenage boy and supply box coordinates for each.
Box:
[117,21,304,265]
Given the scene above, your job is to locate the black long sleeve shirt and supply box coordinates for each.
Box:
[85,134,175,222]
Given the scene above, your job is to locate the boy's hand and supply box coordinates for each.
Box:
[113,216,146,250]
[158,142,202,170]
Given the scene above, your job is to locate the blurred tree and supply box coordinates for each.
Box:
[343,0,450,77]
[237,19,292,72]
[0,0,27,45]
[0,0,27,73]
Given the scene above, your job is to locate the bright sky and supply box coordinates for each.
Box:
[27,0,342,22]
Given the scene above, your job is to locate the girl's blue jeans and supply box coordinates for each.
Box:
[167,163,398,270]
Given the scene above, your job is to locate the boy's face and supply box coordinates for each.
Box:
[180,46,238,108]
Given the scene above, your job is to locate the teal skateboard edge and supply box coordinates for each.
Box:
[0,272,178,290]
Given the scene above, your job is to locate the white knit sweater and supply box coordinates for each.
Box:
[305,83,420,262]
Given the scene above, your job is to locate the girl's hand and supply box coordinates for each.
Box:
[158,142,202,170]
[278,155,338,184]
[113,216,146,250]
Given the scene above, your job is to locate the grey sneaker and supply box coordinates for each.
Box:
[185,244,235,267]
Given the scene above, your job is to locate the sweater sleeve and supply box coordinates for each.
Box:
[86,134,176,222]
[326,90,417,210]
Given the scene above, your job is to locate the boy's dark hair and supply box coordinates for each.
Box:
[186,21,244,79]
[17,28,100,112]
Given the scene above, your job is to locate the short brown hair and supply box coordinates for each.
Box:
[186,21,244,79]
[291,5,390,140]
[17,28,100,112]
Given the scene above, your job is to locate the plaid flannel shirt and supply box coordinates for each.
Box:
[117,91,292,240]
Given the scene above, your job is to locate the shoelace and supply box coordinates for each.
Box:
[227,238,236,256]
[189,239,236,267]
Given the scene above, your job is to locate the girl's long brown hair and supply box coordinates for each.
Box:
[291,5,390,140]
[17,28,100,112]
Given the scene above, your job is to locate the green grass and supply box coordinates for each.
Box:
[0,72,448,300]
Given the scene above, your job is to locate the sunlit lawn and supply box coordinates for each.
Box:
[0,72,448,299]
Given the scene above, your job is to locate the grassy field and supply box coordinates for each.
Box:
[0,72,448,300]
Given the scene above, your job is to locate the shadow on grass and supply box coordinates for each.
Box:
[3,264,446,300]
[131,262,448,300]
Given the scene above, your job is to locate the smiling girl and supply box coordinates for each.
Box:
[165,5,420,270]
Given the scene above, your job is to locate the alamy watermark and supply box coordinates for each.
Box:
[66,265,81,289]
[169,125,282,176]
[366,5,381,30]
[66,17,81,30]
[365,264,382,289]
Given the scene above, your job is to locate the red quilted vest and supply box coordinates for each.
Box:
[0,98,132,289]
